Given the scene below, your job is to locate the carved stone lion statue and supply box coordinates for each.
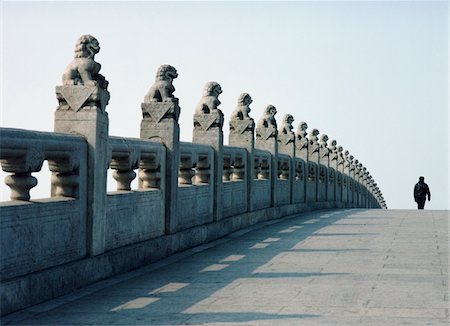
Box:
[297,121,308,135]
[280,114,294,134]
[328,139,337,153]
[144,64,178,102]
[337,146,344,165]
[308,128,319,143]
[257,105,277,129]
[319,134,329,146]
[195,81,223,114]
[328,140,338,162]
[319,134,329,157]
[62,35,108,90]
[230,93,252,120]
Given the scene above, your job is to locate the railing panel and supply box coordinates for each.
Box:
[293,158,306,204]
[252,149,272,210]
[223,146,247,217]
[0,128,87,280]
[276,153,291,205]
[105,137,166,251]
[176,142,214,231]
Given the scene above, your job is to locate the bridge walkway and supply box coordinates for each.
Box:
[4,209,449,325]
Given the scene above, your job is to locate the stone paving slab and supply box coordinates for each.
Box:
[2,209,449,325]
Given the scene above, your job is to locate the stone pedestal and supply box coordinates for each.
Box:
[140,101,180,234]
[255,124,278,206]
[54,85,109,256]
[294,133,308,204]
[229,119,255,211]
[318,147,329,203]
[193,110,224,221]
[278,129,295,204]
[306,138,319,205]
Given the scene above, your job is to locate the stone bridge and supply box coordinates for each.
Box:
[1,35,388,317]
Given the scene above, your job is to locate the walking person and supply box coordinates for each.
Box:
[413,176,431,209]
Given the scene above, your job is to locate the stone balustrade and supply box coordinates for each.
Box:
[0,35,386,316]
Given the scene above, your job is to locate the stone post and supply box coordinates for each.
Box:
[294,122,308,203]
[349,155,356,207]
[229,93,255,211]
[362,167,368,208]
[255,105,278,207]
[193,82,224,220]
[318,134,329,204]
[354,160,361,207]
[278,114,295,204]
[327,139,338,204]
[336,146,345,203]
[357,163,364,207]
[343,150,350,206]
[140,64,180,234]
[306,128,320,205]
[54,35,110,256]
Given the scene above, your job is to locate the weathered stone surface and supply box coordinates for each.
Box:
[193,82,224,221]
[143,64,178,103]
[140,65,181,235]
[5,209,447,326]
[60,35,110,111]
[255,105,278,207]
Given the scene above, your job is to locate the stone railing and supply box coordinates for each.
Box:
[0,35,386,316]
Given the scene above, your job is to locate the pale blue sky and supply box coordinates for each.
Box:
[1,1,448,209]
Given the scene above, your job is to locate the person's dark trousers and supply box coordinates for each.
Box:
[417,196,426,209]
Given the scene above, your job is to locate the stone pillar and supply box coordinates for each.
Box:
[336,146,345,203]
[193,82,224,220]
[357,163,364,207]
[362,167,368,208]
[255,105,278,207]
[306,128,320,205]
[349,156,356,207]
[140,64,180,234]
[343,151,350,206]
[318,134,329,204]
[294,122,308,203]
[327,139,338,204]
[54,34,110,256]
[229,93,255,211]
[278,114,295,204]
[354,160,361,207]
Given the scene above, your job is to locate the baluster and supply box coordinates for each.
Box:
[254,157,261,179]
[178,154,194,185]
[280,160,289,180]
[139,154,160,189]
[223,155,232,181]
[259,158,270,180]
[48,154,79,198]
[195,155,210,184]
[232,156,245,180]
[110,154,137,191]
[1,148,44,201]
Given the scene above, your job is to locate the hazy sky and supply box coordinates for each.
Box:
[1,1,448,209]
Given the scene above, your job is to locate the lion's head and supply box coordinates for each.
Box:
[281,114,294,132]
[237,93,252,107]
[320,134,329,144]
[264,105,277,118]
[156,64,178,81]
[74,35,100,59]
[309,128,319,138]
[203,81,222,97]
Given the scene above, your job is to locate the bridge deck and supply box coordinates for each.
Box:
[4,209,449,325]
